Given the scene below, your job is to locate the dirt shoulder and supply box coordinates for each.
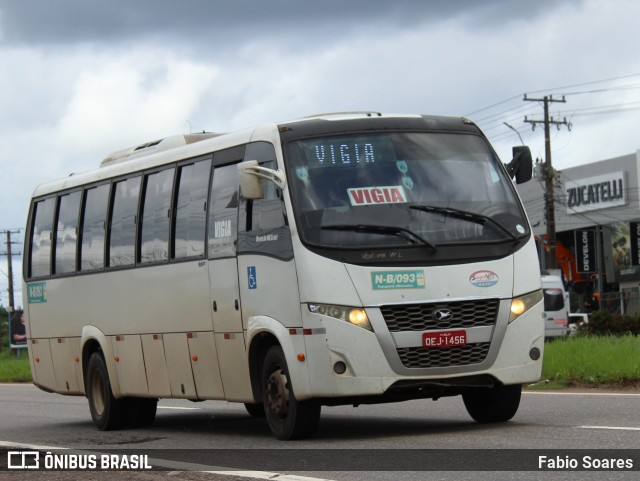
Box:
[526,380,640,393]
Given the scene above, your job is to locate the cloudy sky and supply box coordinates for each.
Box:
[1,0,640,306]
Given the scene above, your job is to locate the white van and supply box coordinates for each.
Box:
[541,275,569,339]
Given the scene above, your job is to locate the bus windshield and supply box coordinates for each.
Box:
[284,131,529,260]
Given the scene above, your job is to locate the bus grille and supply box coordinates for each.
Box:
[380,299,499,332]
[397,343,491,369]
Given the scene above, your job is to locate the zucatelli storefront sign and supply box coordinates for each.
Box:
[565,171,626,214]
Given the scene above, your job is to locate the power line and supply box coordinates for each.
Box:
[464,94,523,118]
[465,73,640,120]
[471,101,538,124]
[532,73,640,95]
[558,83,640,97]
[561,106,640,118]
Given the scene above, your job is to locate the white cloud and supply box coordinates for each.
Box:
[0,46,219,242]
[1,0,640,238]
[54,50,219,161]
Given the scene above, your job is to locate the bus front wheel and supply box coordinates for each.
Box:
[261,346,320,440]
[462,384,522,423]
[86,352,127,430]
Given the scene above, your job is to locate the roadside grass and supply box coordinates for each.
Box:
[0,347,32,383]
[1,335,639,388]
[537,334,640,389]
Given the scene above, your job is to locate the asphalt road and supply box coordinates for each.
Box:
[0,383,639,481]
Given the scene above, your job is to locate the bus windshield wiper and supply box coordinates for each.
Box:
[409,205,520,242]
[321,223,437,250]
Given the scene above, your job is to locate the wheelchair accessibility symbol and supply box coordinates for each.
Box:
[248,266,257,289]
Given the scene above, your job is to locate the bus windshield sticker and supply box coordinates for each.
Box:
[28,282,48,304]
[469,270,499,288]
[401,176,414,190]
[347,185,407,206]
[296,167,309,181]
[371,270,425,290]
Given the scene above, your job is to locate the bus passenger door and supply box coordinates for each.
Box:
[234,147,299,398]
[208,161,253,401]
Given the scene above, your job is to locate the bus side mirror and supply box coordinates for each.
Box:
[505,146,533,184]
[238,160,287,199]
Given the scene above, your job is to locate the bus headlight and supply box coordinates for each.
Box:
[308,304,373,331]
[509,289,543,323]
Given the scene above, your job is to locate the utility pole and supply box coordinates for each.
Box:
[523,95,571,270]
[1,229,21,311]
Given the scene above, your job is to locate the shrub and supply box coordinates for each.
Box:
[587,309,640,336]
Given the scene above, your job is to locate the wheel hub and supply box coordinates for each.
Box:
[90,369,105,416]
[265,368,289,418]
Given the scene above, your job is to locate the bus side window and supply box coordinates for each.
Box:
[173,158,211,259]
[28,197,56,278]
[54,191,81,275]
[139,168,175,264]
[208,163,239,259]
[79,184,109,272]
[108,176,141,268]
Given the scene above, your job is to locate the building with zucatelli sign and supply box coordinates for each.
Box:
[516,150,640,314]
[565,171,626,213]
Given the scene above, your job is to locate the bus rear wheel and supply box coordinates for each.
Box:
[261,346,320,440]
[462,384,522,423]
[86,352,127,430]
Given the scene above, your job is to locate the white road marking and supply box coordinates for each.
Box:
[157,406,201,410]
[203,472,336,481]
[525,391,640,397]
[0,440,67,451]
[578,426,640,431]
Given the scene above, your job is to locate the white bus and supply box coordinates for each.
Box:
[23,113,544,440]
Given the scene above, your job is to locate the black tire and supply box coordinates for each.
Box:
[86,352,128,430]
[462,384,522,423]
[261,346,320,440]
[128,397,158,428]
[244,403,266,418]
